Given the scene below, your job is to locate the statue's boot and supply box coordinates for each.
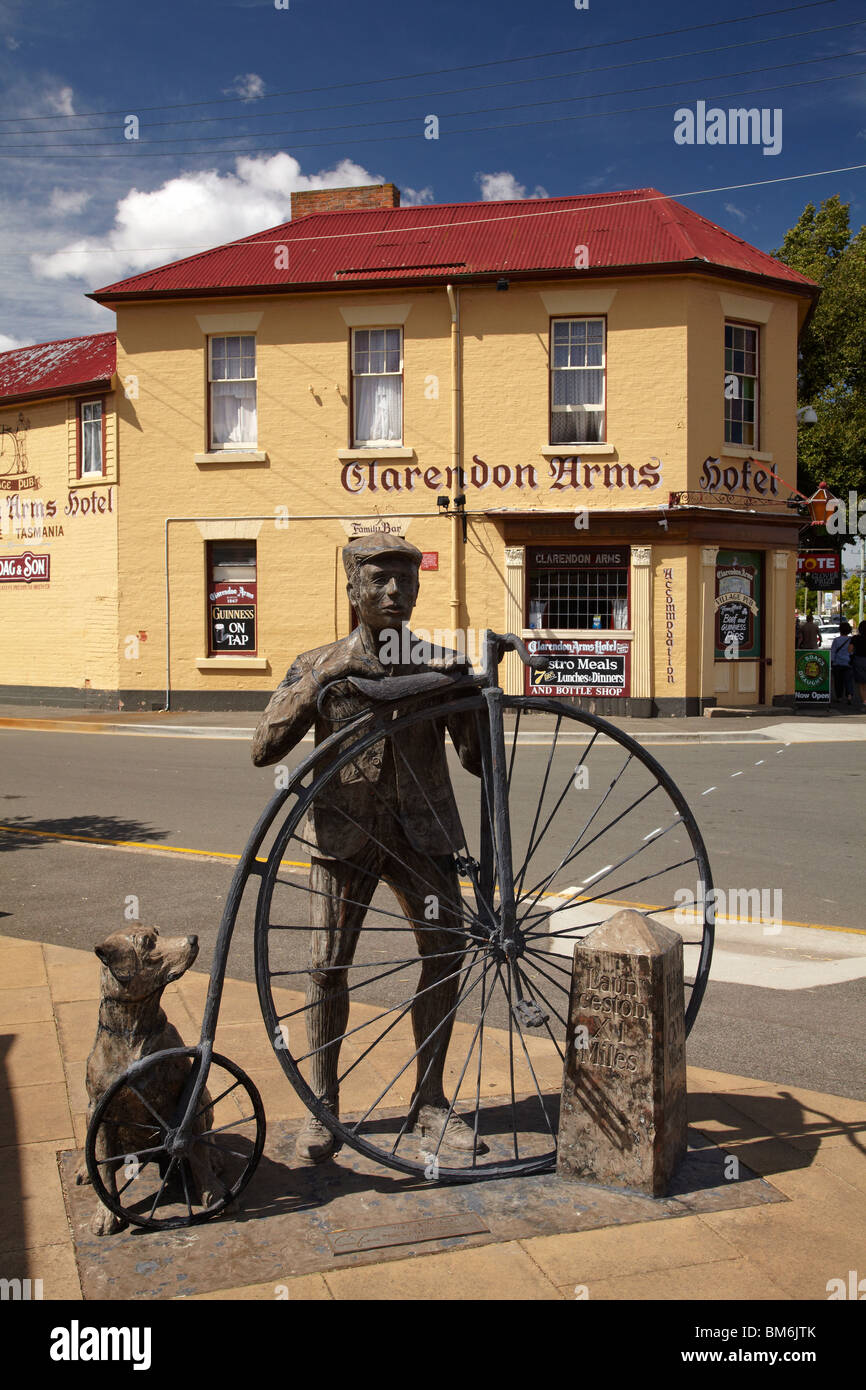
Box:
[295,1097,339,1165]
[415,1103,489,1155]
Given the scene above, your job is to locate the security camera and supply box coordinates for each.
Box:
[797,406,818,426]
[436,495,450,510]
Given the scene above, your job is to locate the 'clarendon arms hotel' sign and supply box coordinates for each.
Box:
[340,455,664,494]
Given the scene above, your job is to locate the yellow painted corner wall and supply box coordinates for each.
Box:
[652,547,692,699]
[1,396,119,691]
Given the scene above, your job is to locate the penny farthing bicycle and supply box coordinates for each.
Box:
[85,632,714,1228]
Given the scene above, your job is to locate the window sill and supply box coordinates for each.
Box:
[722,447,772,462]
[338,447,415,460]
[196,657,268,671]
[539,444,615,457]
[195,451,269,466]
[70,473,111,487]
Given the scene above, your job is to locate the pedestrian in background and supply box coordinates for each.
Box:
[830,621,855,705]
[795,616,803,649]
[800,612,821,650]
[850,620,866,707]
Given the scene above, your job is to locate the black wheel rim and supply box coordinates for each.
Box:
[84,1047,266,1229]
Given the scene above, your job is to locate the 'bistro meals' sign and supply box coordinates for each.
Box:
[526,637,630,698]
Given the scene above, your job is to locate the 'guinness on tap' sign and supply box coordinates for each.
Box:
[209,581,257,653]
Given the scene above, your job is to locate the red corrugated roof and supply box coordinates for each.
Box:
[90,188,816,301]
[0,332,115,404]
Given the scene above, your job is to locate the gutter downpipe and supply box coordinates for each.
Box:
[163,509,471,711]
[446,284,462,633]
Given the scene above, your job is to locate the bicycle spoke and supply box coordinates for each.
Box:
[124,1084,171,1133]
[516,956,570,1024]
[94,1143,166,1170]
[502,964,519,1160]
[515,751,634,925]
[147,1157,176,1220]
[506,707,522,793]
[293,950,485,1064]
[275,849,478,935]
[514,963,565,1060]
[349,951,492,1134]
[179,1158,194,1220]
[193,1080,241,1121]
[514,730,600,893]
[514,712,562,899]
[277,942,477,1021]
[428,956,497,1164]
[504,964,557,1141]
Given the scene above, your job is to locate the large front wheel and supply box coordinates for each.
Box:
[254,693,713,1181]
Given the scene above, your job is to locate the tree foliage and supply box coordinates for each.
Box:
[772,196,866,497]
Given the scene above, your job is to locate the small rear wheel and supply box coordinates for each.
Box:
[84,1047,265,1230]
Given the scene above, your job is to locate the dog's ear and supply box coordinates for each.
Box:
[94,941,137,985]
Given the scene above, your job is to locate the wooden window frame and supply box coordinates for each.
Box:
[207,334,258,452]
[548,316,607,447]
[349,326,404,448]
[76,396,106,479]
[724,320,760,450]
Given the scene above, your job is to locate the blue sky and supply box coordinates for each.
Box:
[1,0,865,347]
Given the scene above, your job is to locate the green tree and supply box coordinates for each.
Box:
[772,197,866,498]
[841,573,863,622]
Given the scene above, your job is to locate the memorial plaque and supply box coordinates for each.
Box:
[557,908,687,1197]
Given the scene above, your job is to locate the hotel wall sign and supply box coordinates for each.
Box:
[339,456,663,495]
[209,580,257,653]
[0,551,50,583]
[525,637,630,698]
[714,550,762,660]
[0,413,39,493]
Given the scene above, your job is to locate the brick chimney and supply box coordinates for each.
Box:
[290,183,401,219]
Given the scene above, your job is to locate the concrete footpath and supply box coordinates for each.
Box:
[1,933,864,1302]
[2,702,866,746]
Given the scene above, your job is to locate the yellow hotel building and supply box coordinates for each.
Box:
[0,184,818,714]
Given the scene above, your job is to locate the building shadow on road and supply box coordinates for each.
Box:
[688,1086,866,1179]
[0,815,169,853]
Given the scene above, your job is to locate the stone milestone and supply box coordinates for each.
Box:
[557,908,687,1196]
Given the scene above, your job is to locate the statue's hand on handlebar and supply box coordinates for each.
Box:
[312,651,384,686]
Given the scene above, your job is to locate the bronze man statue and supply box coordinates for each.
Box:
[252,534,483,1163]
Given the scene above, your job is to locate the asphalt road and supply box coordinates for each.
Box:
[1,725,864,1099]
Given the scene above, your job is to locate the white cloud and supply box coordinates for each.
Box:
[46,84,75,116]
[476,171,548,201]
[49,188,92,216]
[0,333,25,352]
[225,72,265,101]
[5,35,20,49]
[401,186,434,206]
[33,153,387,286]
[724,202,747,223]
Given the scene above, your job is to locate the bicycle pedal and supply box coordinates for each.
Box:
[514,998,549,1028]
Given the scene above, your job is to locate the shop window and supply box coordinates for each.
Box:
[724,322,758,448]
[352,328,402,446]
[78,399,104,476]
[550,318,606,444]
[209,335,257,449]
[527,547,629,630]
[207,540,257,655]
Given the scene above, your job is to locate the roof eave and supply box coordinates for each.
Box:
[0,377,114,409]
[88,258,817,307]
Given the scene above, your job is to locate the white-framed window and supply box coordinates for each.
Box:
[724,321,759,448]
[550,318,606,445]
[352,327,402,446]
[209,335,257,449]
[79,399,104,476]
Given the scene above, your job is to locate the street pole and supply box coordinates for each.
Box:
[859,534,864,626]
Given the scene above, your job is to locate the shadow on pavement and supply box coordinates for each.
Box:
[0,815,169,853]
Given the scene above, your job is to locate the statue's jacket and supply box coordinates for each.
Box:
[252,627,482,860]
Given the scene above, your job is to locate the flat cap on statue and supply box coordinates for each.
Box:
[342,532,423,580]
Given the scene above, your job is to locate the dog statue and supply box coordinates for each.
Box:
[75,926,224,1236]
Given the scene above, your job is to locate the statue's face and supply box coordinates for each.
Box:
[350,557,419,633]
